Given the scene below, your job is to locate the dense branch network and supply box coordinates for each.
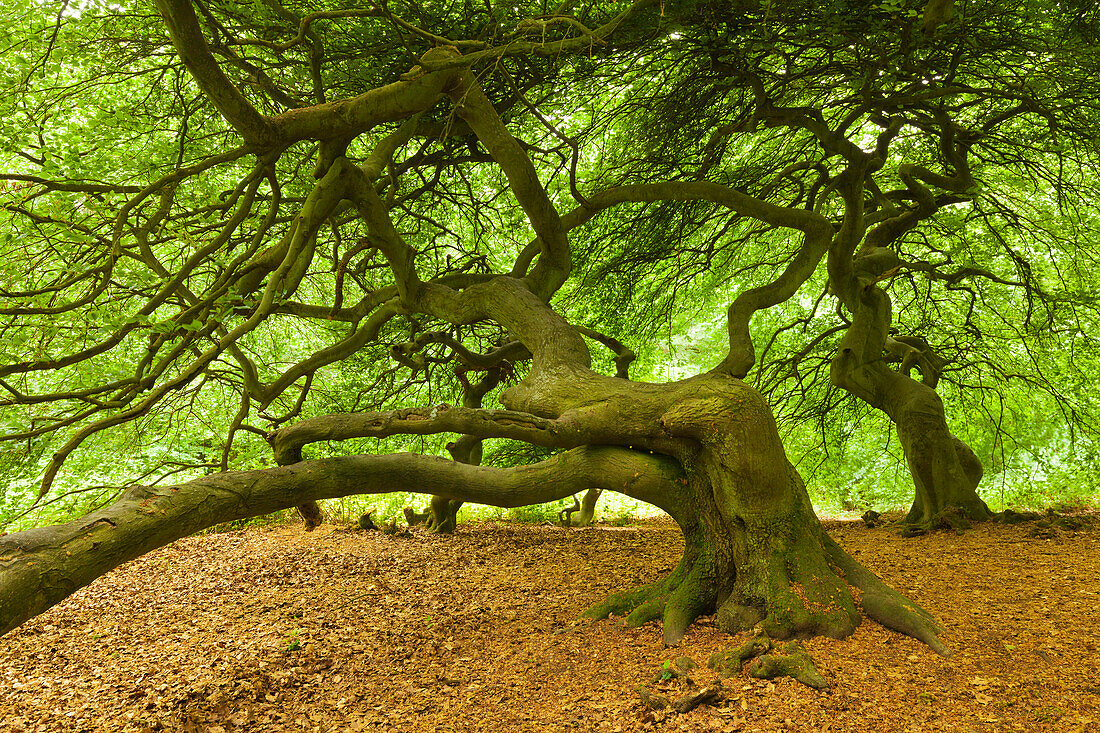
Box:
[1,0,1099,673]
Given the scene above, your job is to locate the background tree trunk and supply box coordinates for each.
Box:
[561,488,602,527]
[830,287,992,529]
[429,369,502,533]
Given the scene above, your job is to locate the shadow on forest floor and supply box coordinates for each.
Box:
[2,513,1098,732]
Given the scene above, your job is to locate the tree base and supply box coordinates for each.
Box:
[584,508,950,656]
[296,501,324,531]
[902,500,993,535]
[425,495,462,534]
[560,488,602,527]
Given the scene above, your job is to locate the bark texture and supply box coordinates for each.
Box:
[829,278,991,529]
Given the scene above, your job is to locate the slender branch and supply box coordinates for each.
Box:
[445,66,570,298]
[577,326,635,379]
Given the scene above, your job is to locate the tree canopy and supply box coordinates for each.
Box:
[2,0,1099,682]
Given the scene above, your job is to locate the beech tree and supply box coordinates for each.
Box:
[1,0,1097,674]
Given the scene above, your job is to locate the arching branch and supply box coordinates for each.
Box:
[266,405,588,465]
[154,0,273,143]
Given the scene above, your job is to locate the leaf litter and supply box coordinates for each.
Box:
[2,514,1098,732]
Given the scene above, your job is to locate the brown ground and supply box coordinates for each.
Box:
[2,515,1098,733]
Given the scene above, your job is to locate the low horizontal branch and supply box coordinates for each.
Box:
[266,405,589,464]
[0,446,683,637]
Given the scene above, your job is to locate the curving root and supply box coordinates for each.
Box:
[708,634,772,677]
[585,518,951,657]
[583,545,718,647]
[822,534,951,657]
[715,519,861,641]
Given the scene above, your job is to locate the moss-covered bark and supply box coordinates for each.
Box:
[560,373,949,653]
[830,286,992,530]
[824,136,992,532]
[898,405,992,528]
[0,445,681,637]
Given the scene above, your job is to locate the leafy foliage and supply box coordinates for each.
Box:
[1,0,1099,532]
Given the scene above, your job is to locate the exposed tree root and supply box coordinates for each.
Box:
[637,681,724,714]
[585,526,857,648]
[585,506,951,657]
[651,656,697,685]
[583,537,719,647]
[993,508,1042,524]
[708,634,773,676]
[709,635,828,690]
[748,641,829,690]
[861,509,883,527]
[991,508,1095,533]
[900,505,981,536]
[662,555,721,645]
[672,685,724,713]
[379,517,410,536]
[822,534,951,657]
[424,496,462,534]
[636,686,670,711]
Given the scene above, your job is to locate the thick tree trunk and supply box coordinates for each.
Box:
[252,248,950,655]
[328,64,946,653]
[425,494,463,533]
[561,488,602,527]
[896,394,991,528]
[572,374,949,653]
[830,287,991,530]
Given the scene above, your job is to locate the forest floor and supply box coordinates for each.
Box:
[2,512,1098,733]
